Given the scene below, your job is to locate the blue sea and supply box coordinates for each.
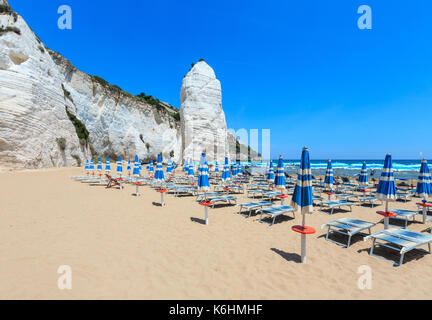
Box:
[247,159,430,180]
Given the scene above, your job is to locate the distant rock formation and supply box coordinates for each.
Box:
[180,61,229,163]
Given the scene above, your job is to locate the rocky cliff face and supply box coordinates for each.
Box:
[0,2,181,168]
[180,61,229,163]
[0,2,89,168]
[0,2,258,168]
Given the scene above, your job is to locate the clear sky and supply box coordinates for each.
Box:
[10,0,432,159]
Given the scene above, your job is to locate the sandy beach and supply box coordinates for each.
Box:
[0,167,431,300]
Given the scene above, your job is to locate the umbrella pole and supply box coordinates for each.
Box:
[301,214,307,263]
[423,198,427,224]
[384,200,389,230]
[205,206,209,225]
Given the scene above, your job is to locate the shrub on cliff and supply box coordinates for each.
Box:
[56,138,66,151]
[65,108,89,143]
[71,154,81,167]
[0,26,21,36]
[0,5,18,22]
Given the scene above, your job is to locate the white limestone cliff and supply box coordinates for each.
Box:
[180,61,229,163]
[0,2,181,168]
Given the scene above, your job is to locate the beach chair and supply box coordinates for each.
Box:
[358,196,382,208]
[196,192,221,201]
[258,205,295,226]
[321,218,376,248]
[396,192,413,203]
[364,229,432,266]
[336,193,360,202]
[105,174,120,189]
[387,209,418,229]
[318,200,353,215]
[207,195,239,208]
[236,201,273,218]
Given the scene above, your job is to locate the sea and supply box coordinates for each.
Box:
[246,159,430,180]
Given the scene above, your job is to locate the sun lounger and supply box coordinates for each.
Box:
[207,195,239,208]
[321,218,376,248]
[396,192,413,203]
[236,201,273,218]
[358,196,382,208]
[257,205,295,226]
[261,191,283,201]
[336,193,360,202]
[364,229,432,266]
[387,209,418,229]
[196,192,221,201]
[246,189,266,198]
[105,174,121,189]
[318,200,353,215]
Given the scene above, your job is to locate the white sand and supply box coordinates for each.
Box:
[1,167,431,299]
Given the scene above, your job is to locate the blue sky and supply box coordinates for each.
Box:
[10,0,432,159]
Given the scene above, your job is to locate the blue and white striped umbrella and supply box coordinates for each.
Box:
[290,147,314,264]
[133,155,140,177]
[323,159,333,189]
[237,163,242,175]
[358,162,368,185]
[89,159,95,171]
[139,160,142,174]
[184,159,189,173]
[222,157,231,182]
[116,156,122,175]
[85,159,89,171]
[188,159,194,177]
[146,161,150,171]
[154,154,164,182]
[198,153,210,192]
[150,159,154,174]
[274,155,286,190]
[267,161,275,183]
[376,154,397,228]
[416,159,432,199]
[127,160,131,175]
[105,157,111,172]
[291,148,313,215]
[97,157,102,172]
[167,159,173,174]
[376,154,397,201]
[215,161,219,174]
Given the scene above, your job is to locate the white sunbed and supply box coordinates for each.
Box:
[364,229,432,266]
[257,205,295,226]
[236,201,273,218]
[336,193,360,202]
[321,218,376,248]
[358,196,383,208]
[206,195,239,208]
[318,200,353,215]
[387,209,419,229]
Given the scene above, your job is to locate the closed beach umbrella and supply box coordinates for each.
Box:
[154,154,165,182]
[416,159,432,199]
[97,157,102,171]
[237,162,242,175]
[274,156,286,191]
[146,161,150,171]
[416,159,432,223]
[215,161,219,174]
[198,153,210,192]
[89,158,95,173]
[267,161,275,183]
[139,160,142,175]
[324,159,333,189]
[85,159,89,172]
[358,162,368,185]
[376,154,397,229]
[105,157,111,173]
[222,157,231,183]
[116,156,122,176]
[291,147,314,263]
[188,159,194,177]
[167,159,173,175]
[127,160,131,175]
[231,162,237,177]
[133,155,140,177]
[150,159,154,174]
